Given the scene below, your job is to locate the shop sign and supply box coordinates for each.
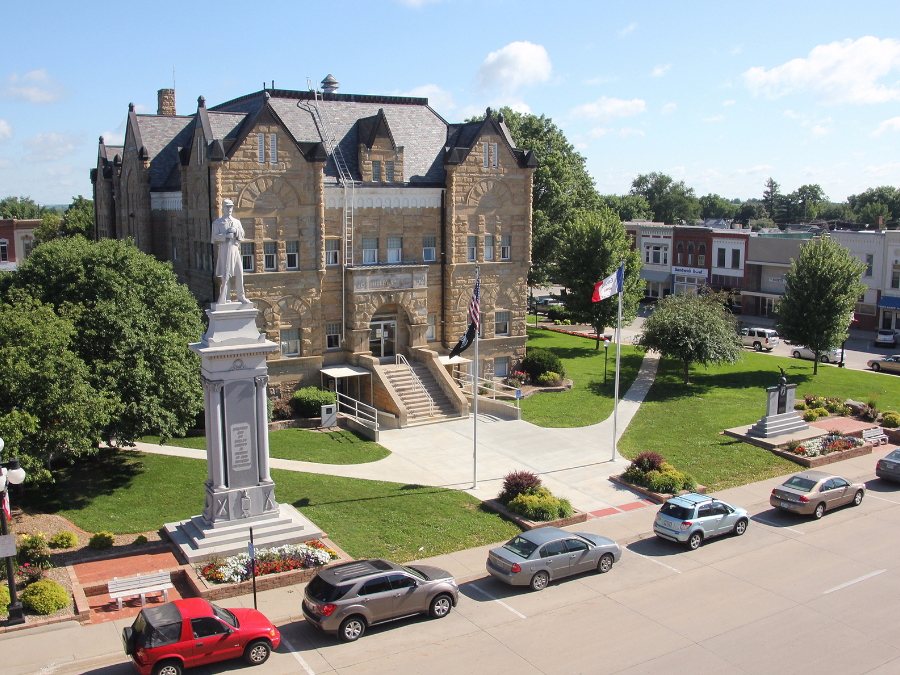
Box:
[672,266,708,278]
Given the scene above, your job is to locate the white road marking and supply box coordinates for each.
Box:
[625,548,681,574]
[823,569,887,595]
[751,516,804,534]
[866,494,900,505]
[469,583,527,619]
[281,636,316,675]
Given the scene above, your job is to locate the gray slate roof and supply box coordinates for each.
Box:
[104,145,123,162]
[134,115,194,189]
[207,112,247,142]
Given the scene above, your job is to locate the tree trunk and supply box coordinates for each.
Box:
[684,359,691,385]
[813,353,819,376]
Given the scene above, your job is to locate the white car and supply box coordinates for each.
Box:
[791,346,841,363]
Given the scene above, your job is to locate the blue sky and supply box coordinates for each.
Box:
[1,0,899,206]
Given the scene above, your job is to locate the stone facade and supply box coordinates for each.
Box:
[92,86,536,397]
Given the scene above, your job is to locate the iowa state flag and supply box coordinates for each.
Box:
[592,264,625,302]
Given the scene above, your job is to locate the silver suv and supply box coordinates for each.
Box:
[302,559,458,642]
[653,493,749,550]
[740,327,779,351]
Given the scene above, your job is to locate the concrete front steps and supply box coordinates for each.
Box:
[383,362,461,425]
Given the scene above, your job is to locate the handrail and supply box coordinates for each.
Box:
[334,391,379,432]
[451,366,521,409]
[395,354,434,417]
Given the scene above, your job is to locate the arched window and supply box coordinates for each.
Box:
[698,243,707,266]
[687,241,694,265]
[676,242,683,265]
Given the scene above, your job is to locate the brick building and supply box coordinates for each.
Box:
[0,218,38,271]
[92,82,535,426]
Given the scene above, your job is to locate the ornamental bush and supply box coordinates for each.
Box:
[803,409,819,422]
[89,531,115,550]
[813,407,830,419]
[506,487,571,521]
[21,579,69,615]
[17,533,51,572]
[0,584,9,615]
[860,403,879,421]
[882,411,900,428]
[498,470,542,504]
[630,452,665,473]
[271,399,293,420]
[290,387,336,418]
[134,534,149,545]
[794,401,807,411]
[546,306,571,323]
[48,531,78,549]
[536,371,562,386]
[521,348,564,382]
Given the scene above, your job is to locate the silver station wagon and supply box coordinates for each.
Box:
[486,526,621,591]
[653,493,749,550]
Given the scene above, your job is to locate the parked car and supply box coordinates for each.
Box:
[302,559,458,642]
[876,449,900,482]
[867,355,900,373]
[486,527,621,591]
[791,345,842,363]
[121,598,280,675]
[653,493,749,550]
[770,470,866,519]
[876,329,897,347]
[740,327,779,351]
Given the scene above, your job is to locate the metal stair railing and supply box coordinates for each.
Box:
[395,354,434,417]
[451,366,521,409]
[335,391,379,432]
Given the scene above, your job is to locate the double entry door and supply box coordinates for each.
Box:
[369,319,396,358]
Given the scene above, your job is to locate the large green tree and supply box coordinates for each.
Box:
[6,236,204,444]
[495,107,600,286]
[794,184,827,222]
[633,291,743,384]
[848,186,899,226]
[736,200,768,227]
[775,237,866,374]
[34,195,94,242]
[699,193,738,220]
[555,208,643,346]
[0,295,113,482]
[0,196,45,219]
[630,172,701,224]
[598,194,653,222]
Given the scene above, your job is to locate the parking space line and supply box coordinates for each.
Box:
[469,584,527,619]
[281,636,316,675]
[823,569,887,595]
[866,494,900,505]
[751,516,804,534]
[624,548,681,574]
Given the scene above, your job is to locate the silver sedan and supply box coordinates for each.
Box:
[791,346,841,363]
[486,527,621,591]
[868,355,900,373]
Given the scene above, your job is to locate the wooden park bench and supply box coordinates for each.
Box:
[108,570,173,611]
[863,427,889,446]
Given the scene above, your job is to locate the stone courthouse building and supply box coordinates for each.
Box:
[92,79,536,426]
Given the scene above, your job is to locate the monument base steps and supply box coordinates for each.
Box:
[164,503,323,564]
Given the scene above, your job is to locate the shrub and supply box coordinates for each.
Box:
[134,534,149,545]
[803,409,819,422]
[48,532,78,549]
[507,488,560,522]
[824,397,846,414]
[271,399,293,420]
[860,404,879,421]
[17,533,51,572]
[498,470,542,504]
[536,371,562,386]
[557,498,574,519]
[89,531,115,550]
[794,401,807,411]
[631,452,666,473]
[882,411,900,428]
[290,387,336,418]
[21,579,69,615]
[546,306,570,323]
[813,407,830,418]
[0,584,9,616]
[521,348,564,382]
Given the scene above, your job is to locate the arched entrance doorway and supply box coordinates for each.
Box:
[369,303,398,358]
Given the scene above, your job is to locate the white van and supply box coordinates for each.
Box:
[740,327,779,351]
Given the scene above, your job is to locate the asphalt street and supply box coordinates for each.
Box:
[13,447,900,675]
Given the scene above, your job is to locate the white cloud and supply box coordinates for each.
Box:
[652,64,672,77]
[585,75,616,85]
[661,103,677,115]
[571,96,646,122]
[864,161,900,177]
[0,120,12,142]
[2,69,65,104]
[810,124,832,137]
[0,158,13,169]
[23,132,80,162]
[500,100,532,114]
[703,114,726,122]
[588,127,613,140]
[671,166,686,176]
[742,36,900,104]
[731,164,773,176]
[619,127,644,137]
[873,116,900,136]
[723,100,735,107]
[476,42,552,94]
[783,109,802,118]
[619,23,637,37]
[401,84,455,112]
[731,45,743,55]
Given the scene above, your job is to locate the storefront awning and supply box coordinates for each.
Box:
[438,355,472,365]
[878,296,900,310]
[320,365,372,379]
[740,291,783,300]
[639,269,671,282]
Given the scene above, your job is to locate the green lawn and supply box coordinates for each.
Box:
[619,350,900,491]
[20,449,520,562]
[140,428,390,465]
[521,327,644,427]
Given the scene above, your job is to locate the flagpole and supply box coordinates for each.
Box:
[612,269,623,461]
[472,268,479,490]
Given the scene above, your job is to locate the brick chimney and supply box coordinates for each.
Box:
[157,88,176,116]
[876,215,885,230]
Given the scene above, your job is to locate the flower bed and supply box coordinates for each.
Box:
[543,326,607,341]
[199,540,338,584]
[788,433,864,458]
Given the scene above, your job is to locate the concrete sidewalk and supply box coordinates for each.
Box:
[136,352,662,514]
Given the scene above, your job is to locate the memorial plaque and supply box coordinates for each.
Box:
[224,379,259,488]
[0,534,16,558]
[230,423,252,471]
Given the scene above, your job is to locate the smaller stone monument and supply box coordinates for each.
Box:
[747,367,809,438]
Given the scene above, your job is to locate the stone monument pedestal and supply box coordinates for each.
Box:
[747,382,809,438]
[164,300,322,563]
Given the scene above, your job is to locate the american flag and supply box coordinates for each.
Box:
[469,272,481,330]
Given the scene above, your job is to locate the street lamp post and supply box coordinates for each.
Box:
[1,439,27,626]
[604,339,610,386]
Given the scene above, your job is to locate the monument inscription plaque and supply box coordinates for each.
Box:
[230,423,252,471]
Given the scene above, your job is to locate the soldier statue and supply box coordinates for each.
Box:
[211,199,249,305]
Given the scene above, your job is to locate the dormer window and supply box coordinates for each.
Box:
[372,161,381,182]
[385,161,394,182]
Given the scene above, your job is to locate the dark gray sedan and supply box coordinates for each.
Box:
[877,449,900,482]
[486,526,621,591]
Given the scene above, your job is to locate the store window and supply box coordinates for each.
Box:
[0,240,7,263]
[280,328,300,356]
[892,263,900,290]
[698,244,706,267]
[731,248,741,269]
[676,242,683,265]
[717,247,726,268]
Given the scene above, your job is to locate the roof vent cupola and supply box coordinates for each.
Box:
[321,74,339,93]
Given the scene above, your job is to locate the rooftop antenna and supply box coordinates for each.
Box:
[173,65,176,92]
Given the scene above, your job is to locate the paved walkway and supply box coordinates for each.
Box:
[136,353,661,514]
